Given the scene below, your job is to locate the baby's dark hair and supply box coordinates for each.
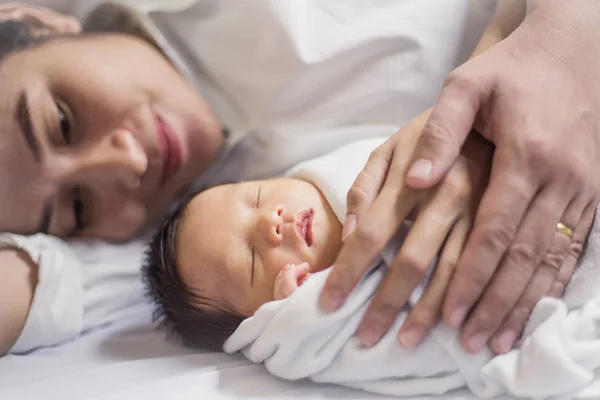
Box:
[142,190,244,352]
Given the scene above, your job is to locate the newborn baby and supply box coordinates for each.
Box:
[145,176,345,350]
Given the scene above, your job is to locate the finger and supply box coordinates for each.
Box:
[398,216,470,348]
[357,180,465,346]
[280,268,302,298]
[443,151,535,329]
[406,68,486,189]
[342,143,393,240]
[491,198,587,353]
[460,187,572,354]
[490,224,572,353]
[548,202,596,298]
[293,262,310,281]
[320,183,418,312]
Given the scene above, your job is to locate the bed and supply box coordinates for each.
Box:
[1,306,508,400]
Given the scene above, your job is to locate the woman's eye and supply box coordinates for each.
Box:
[73,187,85,232]
[57,103,71,143]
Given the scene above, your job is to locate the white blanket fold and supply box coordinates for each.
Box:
[224,138,600,399]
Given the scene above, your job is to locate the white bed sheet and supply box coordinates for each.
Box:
[0,305,513,400]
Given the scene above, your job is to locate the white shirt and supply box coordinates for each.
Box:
[3,0,495,353]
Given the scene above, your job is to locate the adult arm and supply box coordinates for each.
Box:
[0,249,38,356]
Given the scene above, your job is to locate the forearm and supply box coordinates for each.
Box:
[0,249,37,356]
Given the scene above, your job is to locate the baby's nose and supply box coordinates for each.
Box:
[260,206,284,245]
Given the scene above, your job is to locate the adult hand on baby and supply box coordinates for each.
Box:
[401,1,600,354]
[320,1,600,355]
[0,3,81,36]
[274,262,312,301]
[320,109,492,348]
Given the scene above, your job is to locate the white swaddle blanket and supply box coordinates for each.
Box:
[223,138,600,399]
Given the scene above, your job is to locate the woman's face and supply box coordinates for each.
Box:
[0,34,224,240]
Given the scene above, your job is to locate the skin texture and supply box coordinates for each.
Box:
[0,33,224,240]
[320,0,599,355]
[176,179,342,316]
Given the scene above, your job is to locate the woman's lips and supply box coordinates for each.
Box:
[296,209,314,247]
[155,113,182,187]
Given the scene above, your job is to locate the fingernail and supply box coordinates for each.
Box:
[448,305,467,328]
[493,330,516,354]
[398,326,424,348]
[342,215,356,241]
[320,289,343,312]
[467,332,488,354]
[407,159,432,180]
[360,324,384,348]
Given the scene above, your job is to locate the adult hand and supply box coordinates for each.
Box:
[0,3,81,36]
[319,109,493,347]
[404,0,600,353]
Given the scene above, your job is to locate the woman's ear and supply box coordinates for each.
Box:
[0,3,81,36]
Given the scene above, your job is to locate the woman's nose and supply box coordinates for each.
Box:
[66,128,148,190]
[259,206,284,246]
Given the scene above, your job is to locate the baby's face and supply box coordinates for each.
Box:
[177,179,342,316]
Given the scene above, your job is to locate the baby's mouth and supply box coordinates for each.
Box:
[295,209,314,247]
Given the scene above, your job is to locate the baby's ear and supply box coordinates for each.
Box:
[0,3,82,37]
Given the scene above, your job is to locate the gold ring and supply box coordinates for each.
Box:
[556,222,573,240]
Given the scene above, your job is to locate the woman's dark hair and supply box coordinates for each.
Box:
[0,19,39,61]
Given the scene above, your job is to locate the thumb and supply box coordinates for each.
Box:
[406,71,484,189]
[294,262,311,285]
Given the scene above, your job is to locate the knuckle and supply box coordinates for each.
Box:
[510,306,532,323]
[444,70,477,95]
[441,162,473,202]
[472,308,496,330]
[504,241,541,271]
[541,245,565,272]
[346,183,370,210]
[479,222,515,254]
[564,160,587,189]
[421,119,456,151]
[397,251,429,281]
[568,238,584,260]
[525,136,556,166]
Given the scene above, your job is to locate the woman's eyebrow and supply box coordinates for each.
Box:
[15,91,41,163]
